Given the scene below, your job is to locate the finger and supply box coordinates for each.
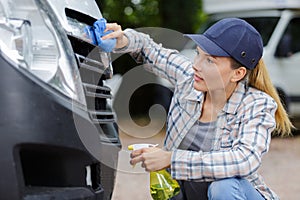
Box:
[101,30,123,40]
[105,23,122,32]
[142,161,154,172]
[130,148,144,158]
[130,154,145,166]
[141,161,146,168]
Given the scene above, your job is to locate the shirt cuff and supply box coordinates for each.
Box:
[171,149,192,180]
[112,29,135,53]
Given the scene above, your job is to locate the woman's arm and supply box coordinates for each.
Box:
[103,24,193,86]
[171,95,277,181]
[130,96,277,178]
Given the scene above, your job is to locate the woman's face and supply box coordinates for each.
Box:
[192,47,235,92]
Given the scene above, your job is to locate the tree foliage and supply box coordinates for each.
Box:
[97,0,161,29]
[96,0,205,33]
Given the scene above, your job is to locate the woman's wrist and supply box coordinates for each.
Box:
[163,151,172,169]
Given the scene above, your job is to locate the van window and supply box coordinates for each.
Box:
[275,17,300,58]
[242,17,279,46]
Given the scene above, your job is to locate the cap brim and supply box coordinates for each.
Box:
[184,34,229,57]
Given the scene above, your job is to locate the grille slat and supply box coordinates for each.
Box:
[89,111,115,124]
[83,83,112,99]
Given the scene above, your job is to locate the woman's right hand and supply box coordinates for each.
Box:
[102,23,128,49]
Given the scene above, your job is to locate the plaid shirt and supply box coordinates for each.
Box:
[116,29,279,200]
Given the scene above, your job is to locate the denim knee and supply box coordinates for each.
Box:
[208,178,245,200]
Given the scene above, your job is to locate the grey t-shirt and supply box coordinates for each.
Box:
[174,120,216,200]
[178,120,216,152]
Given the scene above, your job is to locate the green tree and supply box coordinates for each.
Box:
[97,0,161,29]
[96,0,204,33]
[159,0,203,33]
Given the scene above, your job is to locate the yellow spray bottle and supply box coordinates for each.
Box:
[128,144,180,200]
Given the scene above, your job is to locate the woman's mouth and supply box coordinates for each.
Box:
[194,74,203,82]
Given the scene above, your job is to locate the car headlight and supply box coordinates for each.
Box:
[0,0,86,107]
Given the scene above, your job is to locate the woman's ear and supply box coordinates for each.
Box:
[231,67,247,82]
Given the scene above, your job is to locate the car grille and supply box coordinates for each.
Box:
[67,35,119,144]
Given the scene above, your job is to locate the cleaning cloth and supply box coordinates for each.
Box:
[84,18,116,52]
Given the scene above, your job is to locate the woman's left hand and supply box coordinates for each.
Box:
[130,147,172,172]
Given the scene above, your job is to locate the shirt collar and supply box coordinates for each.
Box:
[184,80,248,114]
[185,88,203,102]
[222,80,248,115]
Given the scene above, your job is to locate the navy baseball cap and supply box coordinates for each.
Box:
[185,18,263,70]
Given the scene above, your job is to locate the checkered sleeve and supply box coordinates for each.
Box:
[171,94,277,181]
[113,29,193,86]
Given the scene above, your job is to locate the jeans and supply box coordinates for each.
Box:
[172,178,265,200]
[208,178,265,200]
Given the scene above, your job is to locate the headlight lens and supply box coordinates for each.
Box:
[0,0,86,107]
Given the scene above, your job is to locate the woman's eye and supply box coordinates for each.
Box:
[195,49,200,55]
[207,58,214,64]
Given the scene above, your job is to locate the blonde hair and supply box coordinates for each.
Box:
[248,59,294,136]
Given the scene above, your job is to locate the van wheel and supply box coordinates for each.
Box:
[276,87,290,112]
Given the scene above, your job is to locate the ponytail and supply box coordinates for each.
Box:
[248,59,294,136]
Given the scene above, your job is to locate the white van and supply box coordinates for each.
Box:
[181,0,300,116]
[0,0,120,199]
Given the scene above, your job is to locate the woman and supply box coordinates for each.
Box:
[103,18,293,199]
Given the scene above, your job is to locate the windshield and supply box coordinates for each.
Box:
[242,17,279,46]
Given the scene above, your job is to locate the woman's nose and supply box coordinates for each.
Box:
[192,66,198,71]
[193,64,201,72]
[193,55,202,71]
